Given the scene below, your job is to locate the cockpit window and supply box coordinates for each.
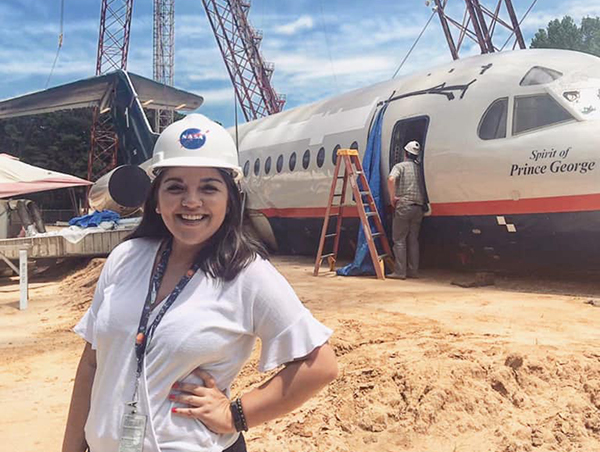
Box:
[519,66,563,86]
[513,94,573,135]
[478,98,507,140]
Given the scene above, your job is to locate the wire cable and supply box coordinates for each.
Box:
[393,9,436,79]
[318,0,339,91]
[45,0,65,88]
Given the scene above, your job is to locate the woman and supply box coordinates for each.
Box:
[62,114,338,452]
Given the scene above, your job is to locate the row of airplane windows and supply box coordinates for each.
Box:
[243,142,359,178]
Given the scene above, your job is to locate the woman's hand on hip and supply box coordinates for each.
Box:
[170,369,236,434]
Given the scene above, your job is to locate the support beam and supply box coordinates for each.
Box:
[0,252,19,275]
[19,249,28,310]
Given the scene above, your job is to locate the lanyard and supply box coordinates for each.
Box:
[129,239,200,407]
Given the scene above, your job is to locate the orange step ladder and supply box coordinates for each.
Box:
[313,149,394,279]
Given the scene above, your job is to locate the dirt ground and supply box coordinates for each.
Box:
[1,257,600,452]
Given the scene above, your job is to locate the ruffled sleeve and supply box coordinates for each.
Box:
[249,259,333,372]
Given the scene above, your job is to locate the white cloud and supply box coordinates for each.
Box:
[273,15,314,35]
[520,1,600,32]
[193,87,235,107]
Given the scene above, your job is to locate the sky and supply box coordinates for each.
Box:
[0,0,599,127]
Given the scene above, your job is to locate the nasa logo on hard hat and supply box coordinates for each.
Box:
[179,128,209,149]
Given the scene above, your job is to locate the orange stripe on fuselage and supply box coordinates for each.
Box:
[431,193,600,216]
[257,193,600,218]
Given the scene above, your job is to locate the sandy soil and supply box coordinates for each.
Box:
[1,257,600,452]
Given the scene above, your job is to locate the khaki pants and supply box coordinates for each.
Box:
[392,204,424,277]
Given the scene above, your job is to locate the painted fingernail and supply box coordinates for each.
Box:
[171,408,177,413]
[172,382,179,389]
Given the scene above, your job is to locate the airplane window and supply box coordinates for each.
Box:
[253,158,261,176]
[332,144,341,165]
[276,155,283,173]
[316,147,325,168]
[265,156,272,175]
[243,160,250,177]
[350,141,359,150]
[513,94,574,135]
[478,98,507,140]
[289,152,297,171]
[520,66,563,86]
[302,149,310,169]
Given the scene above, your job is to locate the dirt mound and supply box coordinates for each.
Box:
[234,313,600,452]
[58,258,105,312]
[4,256,599,452]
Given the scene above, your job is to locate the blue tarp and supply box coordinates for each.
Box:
[337,104,389,276]
[69,210,121,228]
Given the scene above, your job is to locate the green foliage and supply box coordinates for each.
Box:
[0,110,92,211]
[531,16,600,57]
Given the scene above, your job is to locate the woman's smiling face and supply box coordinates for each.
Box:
[156,167,229,250]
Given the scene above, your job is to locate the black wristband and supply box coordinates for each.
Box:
[230,398,248,432]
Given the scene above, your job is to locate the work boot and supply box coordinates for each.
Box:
[387,272,406,280]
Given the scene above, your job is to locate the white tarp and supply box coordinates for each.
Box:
[0,154,92,198]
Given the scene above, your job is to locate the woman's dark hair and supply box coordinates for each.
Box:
[127,168,268,281]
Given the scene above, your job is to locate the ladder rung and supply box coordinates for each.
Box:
[355,171,363,175]
[359,191,370,196]
[333,193,343,197]
[321,253,335,259]
[377,254,389,260]
[324,233,337,238]
[337,175,345,179]
[372,232,383,238]
[366,212,378,217]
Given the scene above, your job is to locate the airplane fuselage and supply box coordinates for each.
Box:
[233,49,600,269]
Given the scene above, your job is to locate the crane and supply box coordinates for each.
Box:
[201,0,285,121]
[432,0,527,60]
[87,0,284,182]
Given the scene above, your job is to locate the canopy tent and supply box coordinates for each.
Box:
[0,154,92,199]
[0,70,204,119]
[0,70,204,166]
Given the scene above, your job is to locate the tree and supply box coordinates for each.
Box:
[531,16,600,58]
[0,110,92,213]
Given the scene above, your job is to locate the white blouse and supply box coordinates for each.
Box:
[75,238,333,452]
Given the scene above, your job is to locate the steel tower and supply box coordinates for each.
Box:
[88,0,134,183]
[201,0,285,121]
[153,0,176,132]
[432,0,527,60]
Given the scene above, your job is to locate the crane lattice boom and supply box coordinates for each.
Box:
[201,0,285,121]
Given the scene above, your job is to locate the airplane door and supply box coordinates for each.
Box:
[388,116,429,168]
[388,116,430,202]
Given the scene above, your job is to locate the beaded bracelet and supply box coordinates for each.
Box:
[230,398,248,432]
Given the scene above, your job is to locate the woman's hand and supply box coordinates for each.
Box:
[170,369,236,434]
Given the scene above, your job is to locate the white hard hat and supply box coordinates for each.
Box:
[149,113,242,181]
[404,141,420,156]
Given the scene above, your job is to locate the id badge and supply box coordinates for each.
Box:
[118,412,147,452]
